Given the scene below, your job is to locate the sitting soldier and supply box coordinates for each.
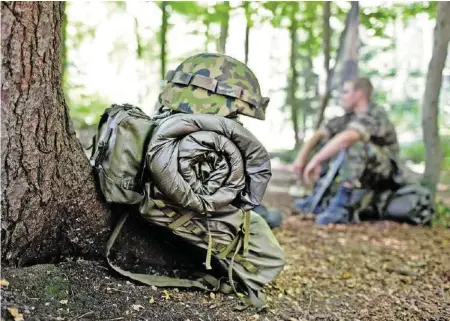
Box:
[293,77,399,225]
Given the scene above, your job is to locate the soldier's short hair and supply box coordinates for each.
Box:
[349,77,373,100]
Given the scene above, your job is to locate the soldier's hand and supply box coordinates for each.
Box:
[293,160,306,181]
[303,160,321,186]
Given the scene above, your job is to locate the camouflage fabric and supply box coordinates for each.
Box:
[159,53,269,120]
[305,137,394,219]
[337,141,393,188]
[321,104,400,157]
[322,112,354,138]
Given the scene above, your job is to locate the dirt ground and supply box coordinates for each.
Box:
[2,169,450,321]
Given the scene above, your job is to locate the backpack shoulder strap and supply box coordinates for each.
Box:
[90,105,136,168]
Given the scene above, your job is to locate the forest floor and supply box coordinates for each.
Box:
[2,169,450,321]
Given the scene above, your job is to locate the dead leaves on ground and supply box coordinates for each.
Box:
[7,307,24,321]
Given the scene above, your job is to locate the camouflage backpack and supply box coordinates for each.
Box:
[90,104,226,292]
[90,103,157,204]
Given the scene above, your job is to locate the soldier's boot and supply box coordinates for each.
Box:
[315,185,353,225]
[294,194,324,215]
[294,174,331,215]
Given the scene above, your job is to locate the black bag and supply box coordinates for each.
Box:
[376,184,435,226]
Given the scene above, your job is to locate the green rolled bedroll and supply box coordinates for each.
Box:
[140,113,285,309]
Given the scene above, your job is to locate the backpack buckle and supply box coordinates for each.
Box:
[91,141,107,169]
[121,177,138,190]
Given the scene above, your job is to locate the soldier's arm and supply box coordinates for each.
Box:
[309,129,361,165]
[293,129,327,180]
[294,129,327,164]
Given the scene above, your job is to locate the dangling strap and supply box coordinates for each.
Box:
[228,237,243,296]
[242,210,251,257]
[205,219,213,270]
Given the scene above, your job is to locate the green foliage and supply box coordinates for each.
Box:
[69,94,111,129]
[67,21,96,49]
[401,141,426,164]
[170,1,207,18]
[401,136,450,171]
[360,7,397,38]
[360,2,437,37]
[434,201,450,228]
[397,1,438,20]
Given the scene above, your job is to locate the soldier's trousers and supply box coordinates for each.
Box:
[317,140,394,189]
[337,141,393,188]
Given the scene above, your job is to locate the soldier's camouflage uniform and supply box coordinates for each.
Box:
[319,104,399,190]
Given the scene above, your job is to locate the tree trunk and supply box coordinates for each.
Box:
[314,1,331,130]
[218,2,230,54]
[301,51,315,144]
[288,5,300,149]
[61,3,68,91]
[160,1,168,80]
[204,19,210,52]
[421,2,450,199]
[1,1,110,266]
[244,2,251,64]
[135,17,143,59]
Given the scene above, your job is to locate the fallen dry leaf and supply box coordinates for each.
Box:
[0,279,10,287]
[132,304,144,311]
[8,307,24,321]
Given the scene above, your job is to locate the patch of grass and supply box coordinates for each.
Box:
[434,201,450,228]
[44,275,70,300]
[401,136,450,171]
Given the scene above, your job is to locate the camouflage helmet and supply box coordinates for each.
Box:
[158,53,269,120]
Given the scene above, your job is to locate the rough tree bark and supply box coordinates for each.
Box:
[288,4,300,149]
[314,1,331,130]
[1,2,110,266]
[60,3,68,89]
[422,2,450,199]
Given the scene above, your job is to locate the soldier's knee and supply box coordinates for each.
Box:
[344,141,368,159]
[347,141,366,152]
